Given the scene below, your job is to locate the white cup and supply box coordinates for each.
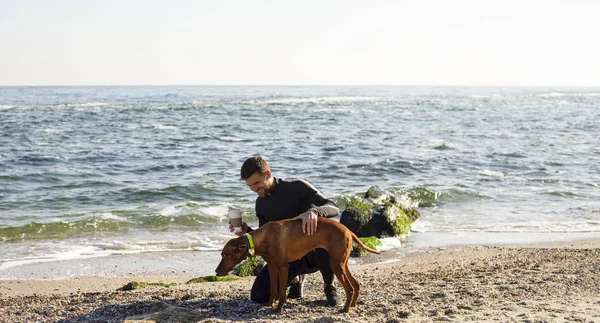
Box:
[228,209,243,234]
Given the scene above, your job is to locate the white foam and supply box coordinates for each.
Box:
[538,93,565,98]
[153,124,177,130]
[248,96,385,105]
[190,239,223,251]
[158,202,229,219]
[410,219,600,233]
[537,92,600,99]
[97,212,130,223]
[199,204,229,218]
[65,102,110,107]
[92,241,133,250]
[379,237,402,251]
[469,94,504,99]
[311,106,359,113]
[478,169,505,178]
[0,246,111,271]
[159,205,179,217]
[409,220,430,233]
[42,128,70,134]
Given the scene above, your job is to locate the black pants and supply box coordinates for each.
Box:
[250,248,334,303]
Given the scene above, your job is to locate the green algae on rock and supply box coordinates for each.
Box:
[340,185,420,238]
[185,275,241,284]
[352,236,383,257]
[232,256,265,277]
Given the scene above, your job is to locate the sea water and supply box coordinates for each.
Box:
[1,86,599,279]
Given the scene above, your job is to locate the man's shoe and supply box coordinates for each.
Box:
[287,274,306,299]
[324,284,341,306]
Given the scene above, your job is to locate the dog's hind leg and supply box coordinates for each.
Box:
[330,260,353,313]
[345,262,360,307]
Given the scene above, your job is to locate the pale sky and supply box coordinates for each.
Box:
[1,0,599,86]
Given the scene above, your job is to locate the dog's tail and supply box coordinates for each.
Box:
[351,232,381,254]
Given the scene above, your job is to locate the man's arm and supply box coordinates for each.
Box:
[294,179,339,235]
[309,201,339,218]
[299,179,339,217]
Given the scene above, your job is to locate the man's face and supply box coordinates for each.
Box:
[244,171,272,197]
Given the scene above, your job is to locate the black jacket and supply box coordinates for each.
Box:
[253,177,339,228]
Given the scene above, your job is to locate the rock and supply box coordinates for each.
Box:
[231,256,265,277]
[340,186,420,238]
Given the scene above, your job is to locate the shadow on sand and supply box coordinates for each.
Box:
[58,297,331,322]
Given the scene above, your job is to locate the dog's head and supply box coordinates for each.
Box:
[215,235,250,276]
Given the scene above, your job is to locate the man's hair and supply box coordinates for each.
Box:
[240,156,270,180]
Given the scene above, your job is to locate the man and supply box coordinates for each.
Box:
[230,155,341,306]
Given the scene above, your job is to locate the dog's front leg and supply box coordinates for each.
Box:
[267,265,279,308]
[274,264,289,313]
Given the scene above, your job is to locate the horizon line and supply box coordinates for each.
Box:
[1,84,600,88]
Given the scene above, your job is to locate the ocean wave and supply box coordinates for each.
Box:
[0,245,110,271]
[20,154,67,164]
[61,102,110,107]
[339,185,484,210]
[536,92,600,99]
[433,143,455,151]
[0,204,249,243]
[151,124,178,130]
[116,184,215,203]
[469,94,505,100]
[544,191,583,198]
[487,152,527,159]
[0,233,228,274]
[411,220,600,233]
[0,218,130,243]
[394,186,440,208]
[218,136,245,142]
[537,92,567,98]
[0,102,189,111]
[439,188,491,203]
[244,96,387,105]
[478,169,505,178]
[42,128,73,134]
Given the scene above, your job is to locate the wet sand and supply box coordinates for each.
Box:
[1,239,599,322]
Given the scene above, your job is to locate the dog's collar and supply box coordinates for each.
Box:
[244,233,255,258]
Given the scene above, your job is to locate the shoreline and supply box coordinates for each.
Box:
[1,238,599,322]
[3,230,600,282]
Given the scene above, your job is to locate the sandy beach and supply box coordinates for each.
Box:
[1,239,599,323]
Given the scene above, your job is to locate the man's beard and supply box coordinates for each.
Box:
[258,186,271,197]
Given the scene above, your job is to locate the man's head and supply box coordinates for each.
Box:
[240,156,274,197]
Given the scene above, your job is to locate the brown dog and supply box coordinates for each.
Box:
[215,217,380,313]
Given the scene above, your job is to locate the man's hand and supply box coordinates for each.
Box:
[229,221,249,236]
[293,210,318,235]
